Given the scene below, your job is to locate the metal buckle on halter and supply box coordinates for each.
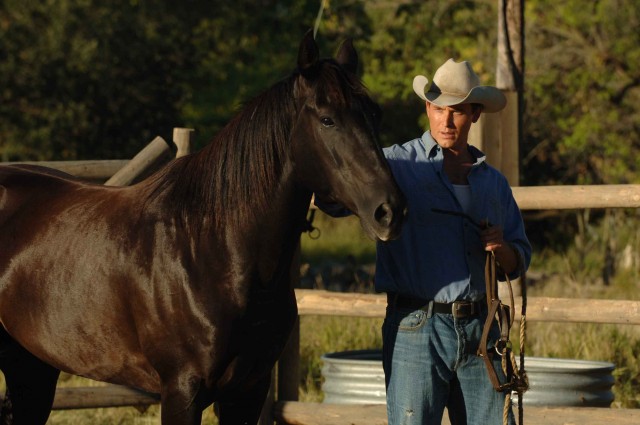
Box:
[494,339,512,357]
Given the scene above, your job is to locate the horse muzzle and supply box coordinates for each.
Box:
[364,196,407,242]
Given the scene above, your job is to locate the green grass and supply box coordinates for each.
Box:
[299,315,384,402]
[300,210,377,265]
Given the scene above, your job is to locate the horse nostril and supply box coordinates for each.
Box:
[374,203,394,227]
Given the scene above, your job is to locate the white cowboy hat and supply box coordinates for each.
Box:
[412,59,506,113]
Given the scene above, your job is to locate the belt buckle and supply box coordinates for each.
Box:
[451,302,461,318]
[451,301,473,319]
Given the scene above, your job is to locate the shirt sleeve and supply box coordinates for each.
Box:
[501,186,532,280]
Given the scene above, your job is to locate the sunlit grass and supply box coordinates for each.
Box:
[299,315,384,402]
[300,210,376,265]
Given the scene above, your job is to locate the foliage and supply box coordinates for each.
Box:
[523,0,640,185]
[358,0,499,147]
[0,0,207,160]
[2,0,638,189]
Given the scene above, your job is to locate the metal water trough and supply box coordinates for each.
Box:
[321,349,615,407]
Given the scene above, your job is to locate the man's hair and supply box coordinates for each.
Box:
[471,103,483,113]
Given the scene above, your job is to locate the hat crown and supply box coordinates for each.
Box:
[430,59,480,96]
[411,58,506,113]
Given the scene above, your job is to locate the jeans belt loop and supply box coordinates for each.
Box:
[426,300,434,319]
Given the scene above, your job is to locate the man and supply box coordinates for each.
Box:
[319,58,531,424]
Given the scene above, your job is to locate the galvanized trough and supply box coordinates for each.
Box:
[321,350,614,407]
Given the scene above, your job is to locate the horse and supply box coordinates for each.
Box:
[0,31,405,425]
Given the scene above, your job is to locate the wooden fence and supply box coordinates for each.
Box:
[2,132,640,424]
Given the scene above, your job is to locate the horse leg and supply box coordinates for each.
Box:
[159,373,209,425]
[216,372,271,425]
[0,334,60,425]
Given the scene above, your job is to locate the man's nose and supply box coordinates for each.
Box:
[445,111,455,125]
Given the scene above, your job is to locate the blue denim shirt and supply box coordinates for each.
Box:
[376,131,531,302]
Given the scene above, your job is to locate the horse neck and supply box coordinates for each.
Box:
[170,144,311,290]
[151,80,306,239]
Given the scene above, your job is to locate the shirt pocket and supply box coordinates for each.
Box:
[472,193,503,228]
[408,182,456,227]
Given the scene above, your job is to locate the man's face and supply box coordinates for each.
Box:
[426,102,480,150]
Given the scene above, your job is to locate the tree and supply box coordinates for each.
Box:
[523,0,640,185]
[357,0,499,147]
[182,0,372,147]
[0,0,201,160]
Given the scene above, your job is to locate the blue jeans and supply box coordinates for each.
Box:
[382,304,515,425]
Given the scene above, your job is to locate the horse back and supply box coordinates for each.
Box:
[0,164,232,391]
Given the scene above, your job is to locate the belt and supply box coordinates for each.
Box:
[387,293,483,319]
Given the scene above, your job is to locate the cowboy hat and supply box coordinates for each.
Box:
[412,59,506,113]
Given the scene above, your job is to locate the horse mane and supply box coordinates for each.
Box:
[146,58,370,233]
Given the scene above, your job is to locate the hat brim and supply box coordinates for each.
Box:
[412,75,430,101]
[413,75,506,113]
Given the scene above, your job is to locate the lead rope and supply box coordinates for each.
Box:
[480,250,528,425]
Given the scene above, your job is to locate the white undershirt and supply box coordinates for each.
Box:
[452,184,472,214]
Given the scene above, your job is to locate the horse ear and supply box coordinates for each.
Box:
[298,29,319,76]
[335,38,358,74]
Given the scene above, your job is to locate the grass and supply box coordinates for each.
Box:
[300,210,377,265]
[299,315,384,402]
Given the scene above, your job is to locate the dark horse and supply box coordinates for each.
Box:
[0,32,405,424]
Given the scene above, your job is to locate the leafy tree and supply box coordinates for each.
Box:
[0,0,375,159]
[2,0,639,192]
[0,0,203,160]
[357,0,499,147]
[183,0,373,148]
[523,0,640,185]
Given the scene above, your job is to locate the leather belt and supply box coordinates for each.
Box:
[387,293,483,319]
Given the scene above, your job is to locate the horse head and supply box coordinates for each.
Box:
[291,31,406,241]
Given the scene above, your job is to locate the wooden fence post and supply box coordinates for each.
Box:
[104,136,172,186]
[173,127,195,158]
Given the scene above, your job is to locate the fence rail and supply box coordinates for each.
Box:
[294,290,640,325]
[2,160,128,181]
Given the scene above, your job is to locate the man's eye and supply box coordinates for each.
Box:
[321,117,335,127]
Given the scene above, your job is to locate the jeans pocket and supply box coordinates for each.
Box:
[397,309,428,331]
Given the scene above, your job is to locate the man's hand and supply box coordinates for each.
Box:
[480,222,518,275]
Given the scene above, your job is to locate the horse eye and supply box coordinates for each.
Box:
[320,117,335,127]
